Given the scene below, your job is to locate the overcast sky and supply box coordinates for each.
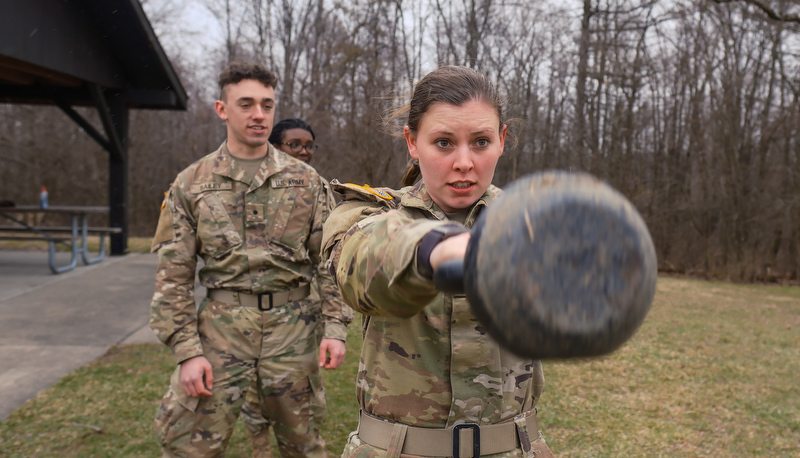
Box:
[142,0,225,91]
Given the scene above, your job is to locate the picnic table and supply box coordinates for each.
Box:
[0,205,121,274]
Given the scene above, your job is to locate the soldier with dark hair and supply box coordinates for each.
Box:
[322,65,555,457]
[269,118,318,164]
[150,61,351,457]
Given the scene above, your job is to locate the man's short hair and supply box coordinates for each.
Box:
[218,62,278,100]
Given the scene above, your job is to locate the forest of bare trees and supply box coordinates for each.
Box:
[0,0,798,283]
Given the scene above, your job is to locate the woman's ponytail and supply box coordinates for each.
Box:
[401,160,421,186]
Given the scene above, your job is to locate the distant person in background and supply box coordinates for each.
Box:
[270,118,337,207]
[269,118,319,165]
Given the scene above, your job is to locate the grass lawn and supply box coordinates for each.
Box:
[1,276,798,456]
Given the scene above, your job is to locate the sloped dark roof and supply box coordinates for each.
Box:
[0,0,187,110]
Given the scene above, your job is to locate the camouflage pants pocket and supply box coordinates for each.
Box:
[309,370,327,433]
[154,367,201,454]
[163,300,259,456]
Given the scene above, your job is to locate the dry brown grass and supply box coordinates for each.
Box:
[543,276,800,456]
[0,237,153,254]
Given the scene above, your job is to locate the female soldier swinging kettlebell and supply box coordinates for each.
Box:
[322,65,556,458]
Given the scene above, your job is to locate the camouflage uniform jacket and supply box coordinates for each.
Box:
[322,180,545,428]
[151,142,351,364]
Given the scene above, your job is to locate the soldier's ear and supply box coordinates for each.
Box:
[404,126,419,160]
[214,100,228,121]
[499,124,507,156]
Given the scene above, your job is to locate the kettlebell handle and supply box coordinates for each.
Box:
[433,259,466,295]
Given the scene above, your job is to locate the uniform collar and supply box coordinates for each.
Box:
[401,180,499,227]
[211,142,288,190]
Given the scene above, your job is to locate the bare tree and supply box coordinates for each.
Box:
[6,0,800,282]
[710,0,800,24]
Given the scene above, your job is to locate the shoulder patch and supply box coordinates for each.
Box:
[151,198,175,251]
[346,183,394,200]
[271,178,308,188]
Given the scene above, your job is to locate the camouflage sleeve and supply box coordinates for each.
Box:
[326,207,453,318]
[309,177,353,341]
[149,182,203,364]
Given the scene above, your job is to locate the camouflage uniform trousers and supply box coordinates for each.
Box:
[155,295,328,458]
[240,389,275,457]
[340,425,556,458]
[240,283,327,457]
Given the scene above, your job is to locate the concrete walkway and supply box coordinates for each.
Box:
[0,250,163,420]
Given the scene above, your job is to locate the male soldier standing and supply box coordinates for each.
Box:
[239,118,334,457]
[150,62,350,457]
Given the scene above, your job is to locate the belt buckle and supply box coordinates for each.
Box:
[257,292,273,311]
[452,423,480,458]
